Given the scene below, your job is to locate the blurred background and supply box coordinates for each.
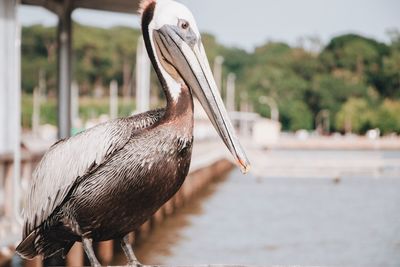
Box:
[0,0,399,266]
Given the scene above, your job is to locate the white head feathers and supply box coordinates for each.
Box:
[140,0,202,101]
[140,0,200,35]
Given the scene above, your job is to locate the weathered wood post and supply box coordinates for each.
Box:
[66,243,84,267]
[98,241,114,265]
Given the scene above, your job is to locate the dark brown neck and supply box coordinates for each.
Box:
[164,84,194,127]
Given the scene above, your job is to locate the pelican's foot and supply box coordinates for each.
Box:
[82,237,102,267]
[121,235,141,267]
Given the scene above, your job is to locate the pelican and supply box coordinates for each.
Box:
[16,0,250,265]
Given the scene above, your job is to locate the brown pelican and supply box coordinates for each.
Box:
[16,0,250,265]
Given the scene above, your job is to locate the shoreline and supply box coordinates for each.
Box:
[267,136,400,151]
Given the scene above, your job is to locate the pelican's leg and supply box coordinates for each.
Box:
[121,235,141,266]
[82,237,101,267]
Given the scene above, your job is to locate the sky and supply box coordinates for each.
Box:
[19,0,400,51]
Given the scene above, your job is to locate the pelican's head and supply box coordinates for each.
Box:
[140,0,250,174]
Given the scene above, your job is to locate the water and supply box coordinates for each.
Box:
[133,150,400,267]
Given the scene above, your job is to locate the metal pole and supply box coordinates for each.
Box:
[315,109,330,135]
[136,36,151,113]
[260,96,279,122]
[32,87,40,136]
[33,70,46,136]
[0,5,5,153]
[110,80,118,119]
[0,0,23,223]
[0,0,18,154]
[213,55,224,93]
[13,0,22,224]
[226,73,236,112]
[324,110,330,134]
[39,68,46,98]
[240,92,248,136]
[57,6,73,139]
[71,81,79,128]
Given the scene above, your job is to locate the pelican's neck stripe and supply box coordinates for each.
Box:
[141,3,174,105]
[141,2,156,55]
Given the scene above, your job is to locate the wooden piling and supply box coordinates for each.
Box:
[98,241,113,266]
[174,190,185,209]
[138,220,152,240]
[152,208,164,225]
[163,199,175,216]
[66,242,83,267]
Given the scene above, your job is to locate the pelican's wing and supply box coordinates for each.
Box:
[22,109,165,238]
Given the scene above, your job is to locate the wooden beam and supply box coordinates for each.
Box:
[21,0,64,16]
[21,0,141,14]
[73,0,139,14]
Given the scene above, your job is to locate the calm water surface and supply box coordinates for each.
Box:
[133,150,400,267]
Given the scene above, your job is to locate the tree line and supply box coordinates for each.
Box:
[22,24,400,134]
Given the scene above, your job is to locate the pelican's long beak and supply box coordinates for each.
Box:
[154,25,250,174]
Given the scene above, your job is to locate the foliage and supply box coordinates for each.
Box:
[374,100,400,134]
[21,24,400,134]
[282,100,313,131]
[21,25,57,93]
[22,94,135,129]
[335,98,373,134]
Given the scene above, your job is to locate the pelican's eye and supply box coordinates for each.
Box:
[178,19,190,30]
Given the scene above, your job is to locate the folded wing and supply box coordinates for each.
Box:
[22,109,165,239]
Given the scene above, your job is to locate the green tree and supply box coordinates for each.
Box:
[282,100,313,131]
[375,100,400,134]
[335,98,374,133]
[21,25,57,93]
[20,24,400,134]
